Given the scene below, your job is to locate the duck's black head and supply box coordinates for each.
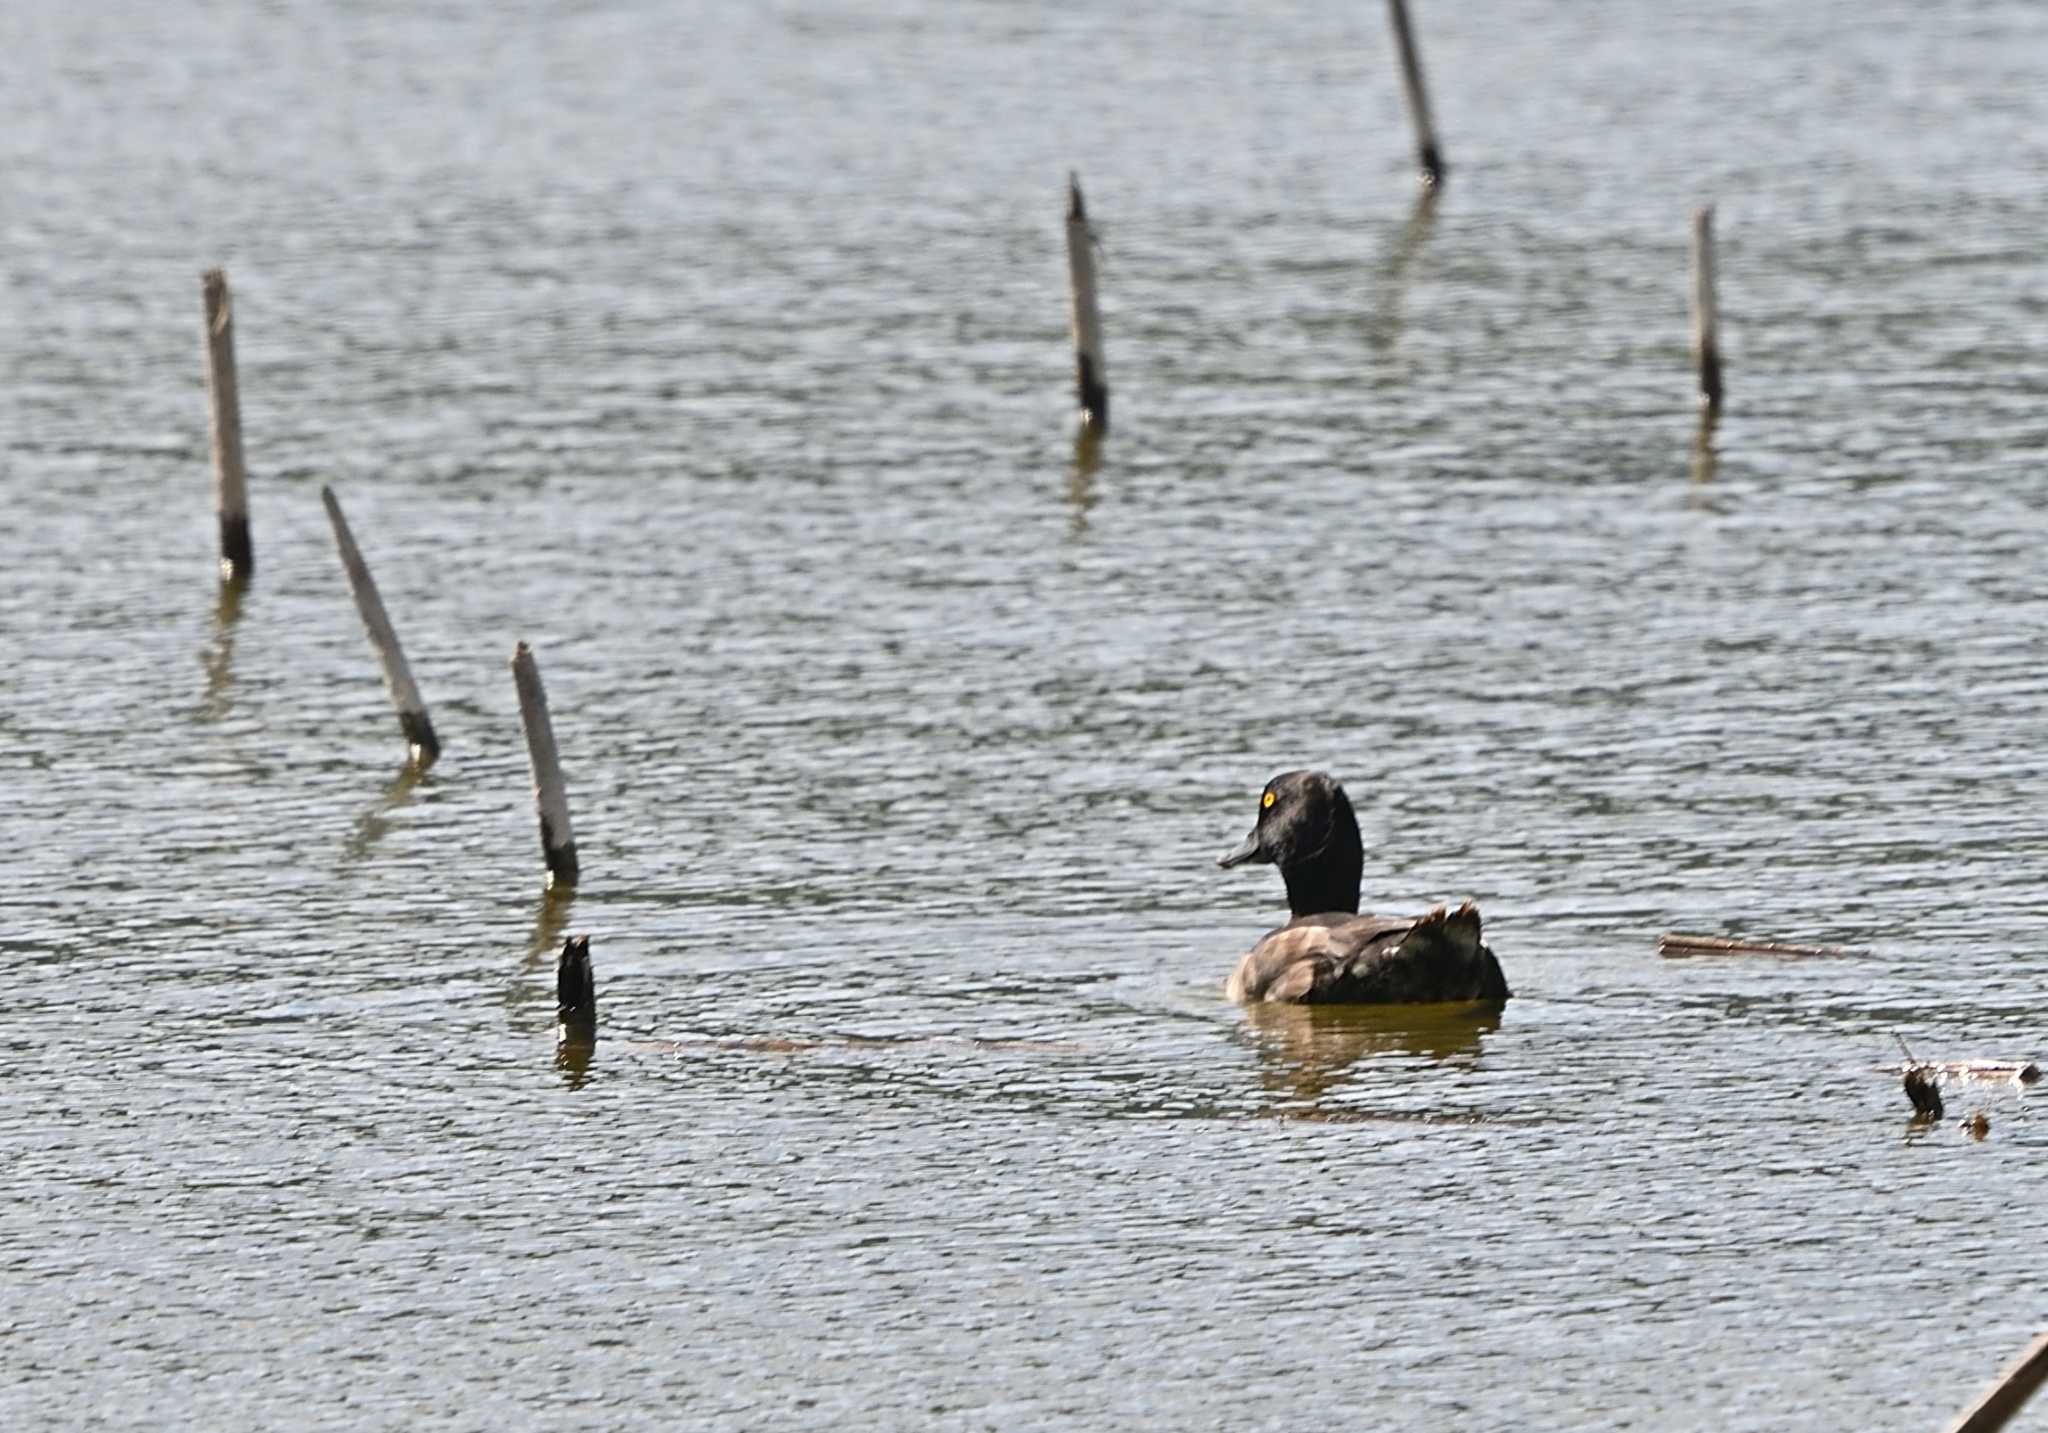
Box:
[1217,770,1364,918]
[556,934,595,1037]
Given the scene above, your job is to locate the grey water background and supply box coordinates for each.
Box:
[3,0,2047,1427]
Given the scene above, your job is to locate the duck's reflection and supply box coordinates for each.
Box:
[1240,1000,1499,1103]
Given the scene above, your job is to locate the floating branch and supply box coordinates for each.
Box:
[1690,206,1723,412]
[511,641,579,888]
[1885,1059,2041,1087]
[1941,1330,2048,1433]
[1657,932,1855,958]
[321,487,439,768]
[201,268,253,581]
[1064,173,1109,431]
[1386,0,1445,188]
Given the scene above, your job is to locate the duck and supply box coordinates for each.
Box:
[1217,770,1510,1006]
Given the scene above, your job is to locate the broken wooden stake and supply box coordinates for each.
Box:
[556,934,595,1048]
[1658,933,1853,958]
[1903,1065,1943,1119]
[511,640,579,888]
[1941,1330,2048,1433]
[201,268,253,582]
[322,487,439,768]
[1064,173,1109,431]
[1386,0,1445,188]
[1690,206,1723,412]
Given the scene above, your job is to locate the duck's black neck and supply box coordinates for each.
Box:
[1280,803,1363,918]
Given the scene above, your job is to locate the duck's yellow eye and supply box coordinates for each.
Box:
[1262,790,1276,809]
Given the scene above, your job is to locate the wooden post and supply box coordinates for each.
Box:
[1942,1332,2048,1433]
[1064,173,1109,431]
[321,486,440,768]
[556,934,596,1047]
[1691,205,1724,411]
[511,641,579,888]
[1386,0,1445,188]
[201,269,253,582]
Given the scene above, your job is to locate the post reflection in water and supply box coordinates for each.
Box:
[1238,1001,1500,1106]
[555,1023,595,1086]
[1691,409,1720,487]
[344,764,427,862]
[197,580,243,724]
[1066,424,1103,539]
[1363,187,1440,357]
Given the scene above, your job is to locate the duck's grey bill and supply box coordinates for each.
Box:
[1217,829,1264,868]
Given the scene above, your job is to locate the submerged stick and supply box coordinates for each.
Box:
[1658,933,1854,958]
[1064,173,1109,431]
[201,269,253,581]
[1386,0,1445,188]
[321,487,439,768]
[511,641,579,888]
[1690,206,1723,411]
[1942,1331,2048,1433]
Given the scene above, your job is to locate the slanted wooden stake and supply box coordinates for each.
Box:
[1690,205,1724,411]
[201,269,253,581]
[511,641,579,888]
[1386,0,1445,188]
[1064,173,1109,431]
[1942,1332,2048,1433]
[321,486,440,768]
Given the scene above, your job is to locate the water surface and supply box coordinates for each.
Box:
[3,2,2046,1428]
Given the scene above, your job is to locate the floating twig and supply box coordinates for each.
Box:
[1658,932,1856,958]
[1889,1059,2042,1087]
[201,269,253,582]
[1064,173,1109,431]
[322,487,439,768]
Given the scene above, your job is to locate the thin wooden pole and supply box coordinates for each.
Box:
[511,641,579,888]
[321,486,440,768]
[1064,173,1109,431]
[1691,205,1724,411]
[201,269,253,582]
[1386,0,1445,188]
[1942,1332,2048,1433]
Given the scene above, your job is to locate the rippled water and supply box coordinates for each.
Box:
[5,1,2047,1428]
